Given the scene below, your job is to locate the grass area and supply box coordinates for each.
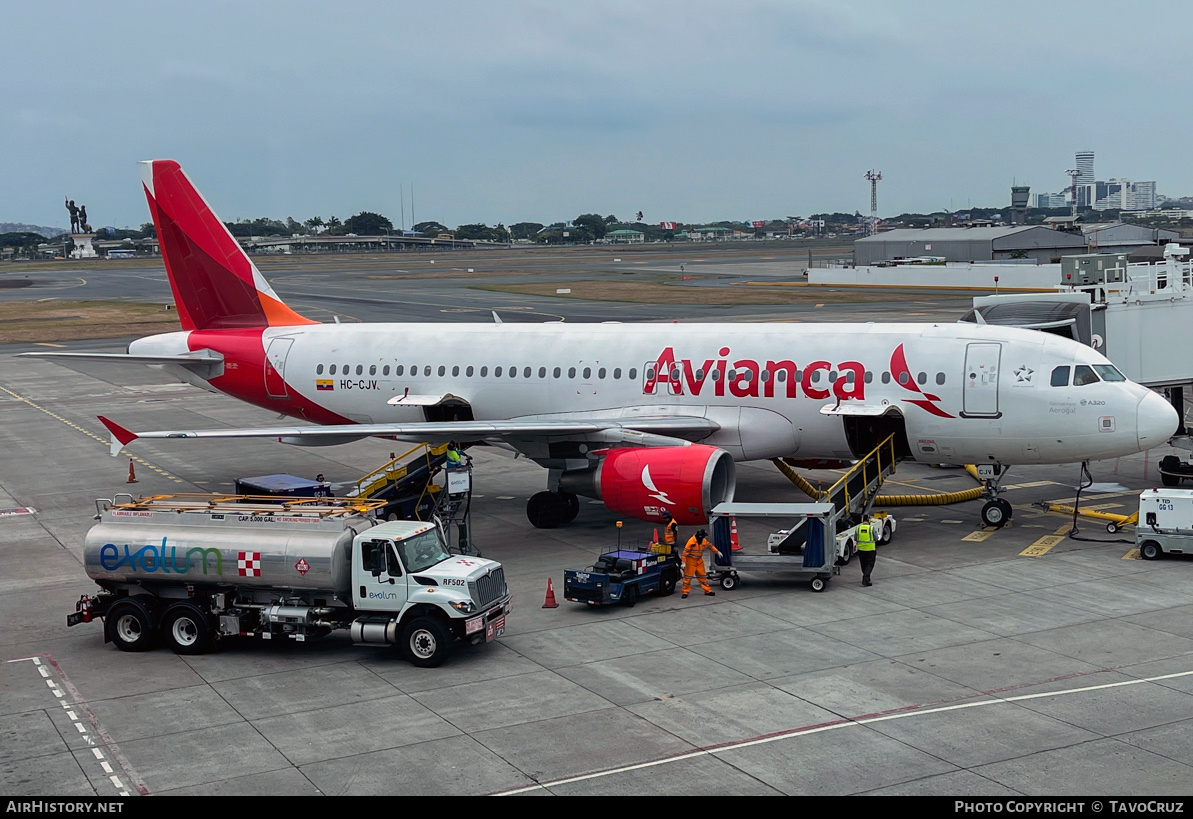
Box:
[472,278,928,305]
[0,301,180,344]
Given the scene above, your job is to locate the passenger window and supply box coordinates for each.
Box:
[881,372,890,384]
[466,366,474,377]
[898,372,909,385]
[776,370,786,382]
[510,367,517,378]
[452,366,459,376]
[598,367,606,379]
[396,365,404,376]
[356,365,363,376]
[760,369,770,382]
[480,366,488,377]
[613,368,621,379]
[317,364,324,374]
[917,372,926,385]
[423,366,431,377]
[936,372,945,385]
[495,367,503,377]
[1050,366,1070,387]
[539,367,546,378]
[438,366,446,376]
[1073,365,1099,386]
[369,365,377,376]
[524,367,532,378]
[330,364,337,375]
[382,365,390,376]
[568,367,576,378]
[628,368,637,380]
[584,367,593,379]
[553,367,561,378]
[864,371,872,383]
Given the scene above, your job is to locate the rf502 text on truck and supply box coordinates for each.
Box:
[68,495,511,667]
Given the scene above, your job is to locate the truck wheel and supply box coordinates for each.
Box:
[106,599,156,652]
[404,617,453,668]
[720,574,738,591]
[879,522,893,545]
[622,585,639,607]
[1140,541,1163,561]
[162,603,214,655]
[810,576,827,593]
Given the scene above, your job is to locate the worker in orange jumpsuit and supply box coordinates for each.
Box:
[660,511,679,555]
[681,529,721,598]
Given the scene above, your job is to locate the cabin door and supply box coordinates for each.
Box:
[962,342,1001,418]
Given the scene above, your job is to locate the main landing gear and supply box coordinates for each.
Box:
[977,462,1013,528]
[526,491,580,529]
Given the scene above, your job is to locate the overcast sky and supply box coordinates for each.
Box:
[4,1,1187,231]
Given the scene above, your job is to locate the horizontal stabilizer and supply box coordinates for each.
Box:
[19,350,224,379]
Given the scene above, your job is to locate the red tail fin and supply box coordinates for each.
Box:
[140,160,316,331]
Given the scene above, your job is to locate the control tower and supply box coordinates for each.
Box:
[1010,185,1030,225]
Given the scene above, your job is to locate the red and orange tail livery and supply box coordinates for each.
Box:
[140,160,316,331]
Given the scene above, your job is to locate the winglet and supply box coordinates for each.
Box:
[98,416,138,457]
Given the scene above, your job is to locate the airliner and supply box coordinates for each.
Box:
[23,160,1179,529]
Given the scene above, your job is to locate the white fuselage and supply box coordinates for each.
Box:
[132,319,1174,468]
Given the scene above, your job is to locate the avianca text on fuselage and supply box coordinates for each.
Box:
[643,345,864,400]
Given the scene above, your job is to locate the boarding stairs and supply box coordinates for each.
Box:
[773,433,899,521]
[345,443,450,522]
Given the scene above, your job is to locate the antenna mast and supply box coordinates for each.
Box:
[864,170,882,235]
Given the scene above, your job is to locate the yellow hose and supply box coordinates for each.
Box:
[770,459,825,500]
[772,459,990,507]
[1040,505,1138,526]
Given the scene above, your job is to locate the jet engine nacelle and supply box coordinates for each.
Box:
[560,445,736,525]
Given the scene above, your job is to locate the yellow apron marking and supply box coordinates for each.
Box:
[0,385,184,483]
[962,530,994,542]
[1022,535,1065,556]
[1002,480,1060,490]
[33,342,67,348]
[1123,548,1141,560]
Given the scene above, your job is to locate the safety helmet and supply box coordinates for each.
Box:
[695,529,707,540]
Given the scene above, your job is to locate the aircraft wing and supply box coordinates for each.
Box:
[97,415,720,457]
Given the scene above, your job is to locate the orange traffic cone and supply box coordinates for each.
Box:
[730,516,741,551]
[542,577,559,608]
[126,459,138,484]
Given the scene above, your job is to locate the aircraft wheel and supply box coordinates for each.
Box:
[560,492,580,524]
[526,492,566,529]
[981,500,1009,529]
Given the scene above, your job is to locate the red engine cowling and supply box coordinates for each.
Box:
[561,445,736,525]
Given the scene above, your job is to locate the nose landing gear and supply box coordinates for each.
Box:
[977,462,1013,528]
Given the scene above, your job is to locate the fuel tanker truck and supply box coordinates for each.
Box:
[67,494,510,667]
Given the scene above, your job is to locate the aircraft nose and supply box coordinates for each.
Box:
[1138,390,1179,449]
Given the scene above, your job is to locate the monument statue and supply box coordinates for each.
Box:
[65,198,80,233]
[79,204,89,233]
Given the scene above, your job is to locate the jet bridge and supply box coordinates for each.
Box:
[960,243,1193,439]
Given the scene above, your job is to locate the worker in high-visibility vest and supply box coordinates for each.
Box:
[661,511,679,555]
[857,516,877,587]
[680,529,721,598]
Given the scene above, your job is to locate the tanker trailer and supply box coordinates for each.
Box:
[68,494,510,667]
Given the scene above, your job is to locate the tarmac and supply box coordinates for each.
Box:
[3,249,1193,796]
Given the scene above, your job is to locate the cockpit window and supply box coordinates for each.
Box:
[1073,365,1099,386]
[1050,366,1070,387]
[1093,364,1126,382]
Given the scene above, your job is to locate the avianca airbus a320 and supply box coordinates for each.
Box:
[24,160,1178,529]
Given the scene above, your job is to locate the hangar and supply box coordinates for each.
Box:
[854,226,1086,265]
